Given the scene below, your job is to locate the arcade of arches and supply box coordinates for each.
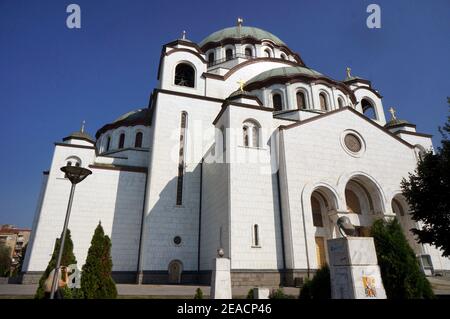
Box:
[309,177,421,269]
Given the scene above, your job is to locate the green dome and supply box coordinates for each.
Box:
[95,108,151,139]
[246,66,322,85]
[199,26,286,47]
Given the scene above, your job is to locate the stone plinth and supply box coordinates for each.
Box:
[210,258,232,299]
[253,287,269,299]
[327,237,386,299]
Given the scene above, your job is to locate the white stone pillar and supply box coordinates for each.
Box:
[210,257,232,299]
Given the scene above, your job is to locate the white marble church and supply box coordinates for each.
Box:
[22,20,450,286]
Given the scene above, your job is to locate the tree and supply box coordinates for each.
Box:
[80,222,117,299]
[371,218,434,299]
[299,265,331,299]
[35,229,77,299]
[193,288,204,299]
[0,246,12,277]
[401,98,450,257]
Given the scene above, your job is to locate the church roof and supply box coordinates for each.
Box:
[246,66,323,85]
[95,108,151,139]
[199,26,286,47]
[63,131,95,144]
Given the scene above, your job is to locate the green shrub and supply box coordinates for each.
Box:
[194,288,204,299]
[81,223,117,299]
[371,218,434,299]
[246,288,254,299]
[269,288,288,299]
[299,265,331,299]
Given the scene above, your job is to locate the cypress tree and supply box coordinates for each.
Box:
[371,218,434,299]
[35,229,77,299]
[80,222,117,299]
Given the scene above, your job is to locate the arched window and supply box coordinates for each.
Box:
[135,132,143,148]
[280,53,287,60]
[245,47,252,57]
[338,97,344,108]
[345,189,361,214]
[414,145,426,161]
[296,91,307,109]
[242,120,260,147]
[208,52,214,66]
[319,93,328,111]
[225,48,233,61]
[264,49,271,58]
[106,136,111,152]
[361,98,377,120]
[311,196,324,227]
[118,133,125,149]
[272,93,283,111]
[253,224,260,247]
[392,198,405,217]
[174,63,195,88]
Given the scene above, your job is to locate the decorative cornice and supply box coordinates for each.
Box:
[89,164,147,173]
[394,130,433,138]
[352,86,383,99]
[54,142,96,150]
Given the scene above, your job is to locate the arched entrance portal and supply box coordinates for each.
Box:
[391,195,421,253]
[344,175,384,237]
[310,186,338,268]
[168,260,183,284]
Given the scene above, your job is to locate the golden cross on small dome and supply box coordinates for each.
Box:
[237,17,243,27]
[182,30,186,40]
[389,107,397,120]
[237,79,246,92]
[81,120,85,133]
[346,67,352,79]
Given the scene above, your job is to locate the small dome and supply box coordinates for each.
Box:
[96,108,151,139]
[385,118,410,128]
[246,66,322,85]
[63,131,95,144]
[199,26,286,47]
[227,90,254,99]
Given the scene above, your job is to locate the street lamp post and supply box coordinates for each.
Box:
[50,165,92,299]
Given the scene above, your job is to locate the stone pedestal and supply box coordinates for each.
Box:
[253,288,269,299]
[210,258,232,299]
[327,237,386,299]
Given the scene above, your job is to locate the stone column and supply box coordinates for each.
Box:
[210,257,232,299]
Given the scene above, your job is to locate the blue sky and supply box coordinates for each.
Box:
[0,0,449,227]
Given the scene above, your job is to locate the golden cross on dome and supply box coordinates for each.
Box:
[346,67,352,79]
[81,120,85,133]
[237,17,243,27]
[182,30,186,40]
[389,107,397,120]
[237,79,246,92]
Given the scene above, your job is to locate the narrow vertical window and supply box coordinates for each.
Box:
[135,132,143,148]
[208,52,214,66]
[296,91,306,109]
[245,47,252,57]
[319,93,328,111]
[251,126,258,147]
[243,126,249,147]
[272,93,282,111]
[106,136,111,152]
[338,97,344,108]
[225,49,233,61]
[176,112,187,206]
[253,224,259,247]
[118,133,125,149]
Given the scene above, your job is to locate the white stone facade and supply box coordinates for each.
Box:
[23,23,450,285]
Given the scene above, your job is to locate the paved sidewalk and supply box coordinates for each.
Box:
[0,284,300,298]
